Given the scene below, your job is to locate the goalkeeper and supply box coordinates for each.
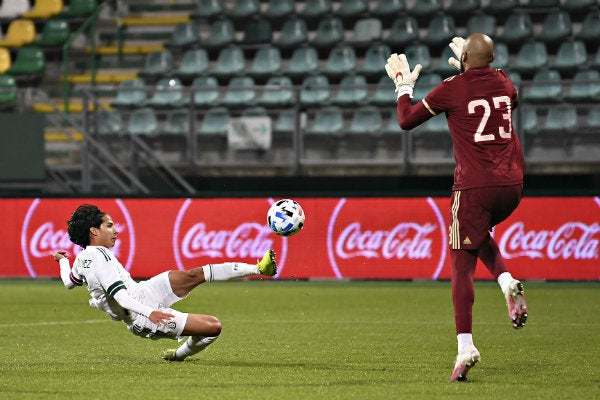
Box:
[51,204,277,362]
[385,33,528,382]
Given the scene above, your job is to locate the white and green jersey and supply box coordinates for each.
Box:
[63,245,153,321]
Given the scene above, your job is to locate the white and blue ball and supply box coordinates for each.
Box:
[267,199,305,237]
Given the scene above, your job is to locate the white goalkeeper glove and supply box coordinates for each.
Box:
[448,36,465,70]
[385,53,422,99]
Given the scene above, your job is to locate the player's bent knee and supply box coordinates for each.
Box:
[184,314,222,336]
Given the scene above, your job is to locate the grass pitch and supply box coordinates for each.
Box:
[0,279,598,399]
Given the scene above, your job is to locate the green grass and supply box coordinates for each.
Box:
[0,280,598,399]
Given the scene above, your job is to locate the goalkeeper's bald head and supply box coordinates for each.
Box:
[462,33,495,70]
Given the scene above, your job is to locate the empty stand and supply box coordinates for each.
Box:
[127,107,159,136]
[323,45,357,78]
[191,76,220,107]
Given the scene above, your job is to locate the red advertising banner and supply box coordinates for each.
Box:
[2,197,599,281]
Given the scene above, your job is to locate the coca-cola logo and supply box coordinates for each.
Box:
[327,198,447,279]
[21,199,135,277]
[172,198,286,276]
[499,221,600,260]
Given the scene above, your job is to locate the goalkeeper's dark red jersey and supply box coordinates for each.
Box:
[397,67,525,191]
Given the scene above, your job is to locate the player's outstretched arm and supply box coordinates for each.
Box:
[51,250,82,290]
[385,53,422,99]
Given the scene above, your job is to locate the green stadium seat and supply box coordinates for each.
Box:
[553,40,587,73]
[384,16,419,48]
[323,45,357,77]
[337,0,369,18]
[423,15,456,46]
[299,75,331,106]
[197,107,230,136]
[110,79,147,108]
[248,46,282,78]
[202,19,235,49]
[347,106,383,135]
[332,74,368,106]
[543,104,577,133]
[6,46,45,77]
[370,0,405,16]
[164,22,199,49]
[513,42,548,75]
[0,74,18,108]
[173,48,209,80]
[240,17,272,45]
[585,106,600,130]
[383,111,402,134]
[564,70,600,102]
[522,69,562,103]
[225,0,260,19]
[444,0,480,16]
[127,107,158,136]
[538,11,572,44]
[191,0,223,19]
[257,76,294,107]
[58,0,97,18]
[96,110,124,135]
[32,19,71,47]
[164,109,190,135]
[221,76,257,107]
[576,11,600,44]
[273,17,307,49]
[285,46,319,77]
[370,75,395,106]
[563,0,596,12]
[274,109,296,134]
[306,106,344,135]
[499,13,532,44]
[191,76,220,107]
[212,46,246,78]
[138,50,173,80]
[312,17,345,49]
[466,14,497,37]
[490,42,509,70]
[404,44,432,71]
[519,107,538,135]
[349,18,382,46]
[298,0,332,19]
[358,43,391,77]
[147,78,186,108]
[435,47,457,76]
[408,0,443,17]
[263,0,295,20]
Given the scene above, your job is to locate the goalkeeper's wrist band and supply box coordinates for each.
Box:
[395,86,413,99]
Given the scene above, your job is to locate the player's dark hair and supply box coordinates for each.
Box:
[67,204,105,248]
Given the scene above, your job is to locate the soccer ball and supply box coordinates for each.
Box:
[267,199,305,237]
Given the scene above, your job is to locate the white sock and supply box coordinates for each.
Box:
[203,262,259,282]
[497,272,514,294]
[457,333,474,354]
[175,335,219,360]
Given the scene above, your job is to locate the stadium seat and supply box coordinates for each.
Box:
[498,13,532,44]
[299,75,331,106]
[58,0,97,18]
[147,78,186,108]
[221,76,257,107]
[263,0,295,20]
[592,46,600,70]
[348,18,382,46]
[23,0,63,19]
[191,0,223,19]
[466,14,497,37]
[240,17,272,45]
[336,0,369,18]
[138,50,173,80]
[576,11,600,44]
[96,110,124,135]
[347,106,383,135]
[5,46,45,77]
[0,47,11,74]
[331,74,368,106]
[298,0,332,19]
[211,46,246,78]
[384,16,419,48]
[444,0,480,16]
[564,70,600,102]
[164,109,190,135]
[201,19,235,49]
[413,73,442,102]
[0,19,36,48]
[423,15,456,46]
[274,109,296,134]
[538,11,572,44]
[370,0,405,16]
[507,71,522,88]
[306,106,344,135]
[248,46,282,78]
[358,43,391,77]
[553,40,587,73]
[225,0,260,19]
[521,69,562,103]
[369,75,395,106]
[284,46,319,77]
[383,111,402,134]
[408,0,443,18]
[0,0,30,19]
[543,104,577,133]
[312,17,345,49]
[585,106,600,129]
[164,22,199,49]
[191,76,220,107]
[404,44,432,72]
[323,45,357,77]
[490,42,509,70]
[273,17,308,49]
[563,0,596,12]
[127,107,159,136]
[32,19,71,47]
[110,79,147,108]
[481,0,517,15]
[0,74,17,108]
[435,48,457,77]
[173,48,209,81]
[513,42,548,75]
[257,76,295,107]
[197,107,230,136]
[519,106,538,135]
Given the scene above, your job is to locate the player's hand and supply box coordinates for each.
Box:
[149,310,175,325]
[51,250,68,262]
[448,37,465,70]
[385,53,422,99]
